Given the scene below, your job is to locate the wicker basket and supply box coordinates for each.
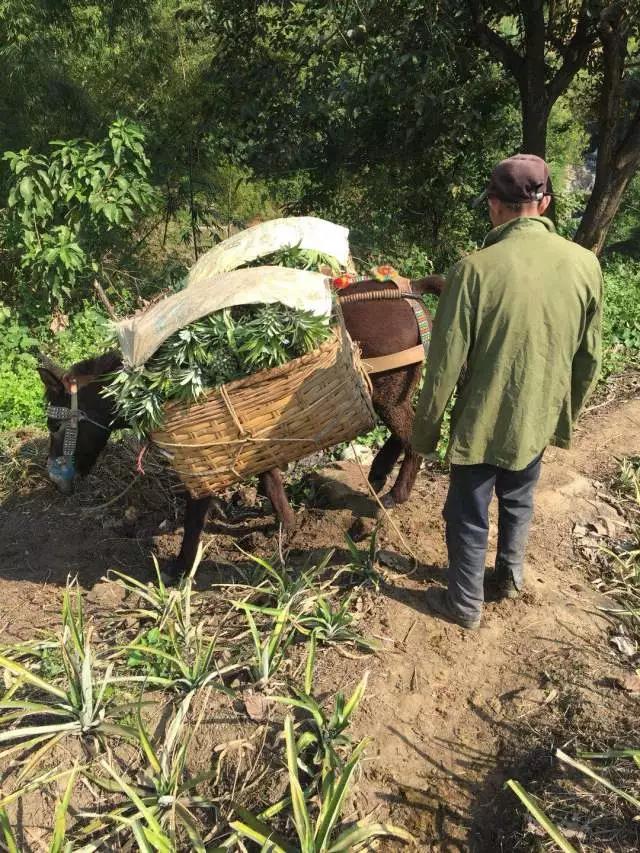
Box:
[150,320,375,497]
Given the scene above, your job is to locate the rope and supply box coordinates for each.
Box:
[219,385,248,437]
[338,289,426,305]
[348,441,419,567]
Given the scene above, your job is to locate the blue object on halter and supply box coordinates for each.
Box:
[48,455,76,485]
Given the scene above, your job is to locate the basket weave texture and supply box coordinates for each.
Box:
[151,322,375,497]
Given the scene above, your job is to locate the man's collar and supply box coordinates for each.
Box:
[483,216,556,248]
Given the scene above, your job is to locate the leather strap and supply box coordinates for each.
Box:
[389,275,412,293]
[363,344,425,374]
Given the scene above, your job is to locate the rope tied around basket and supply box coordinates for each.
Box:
[219,384,248,438]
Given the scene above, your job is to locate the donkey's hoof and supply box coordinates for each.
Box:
[379,492,397,511]
[161,560,186,587]
[348,516,377,542]
[280,514,298,535]
[368,476,387,494]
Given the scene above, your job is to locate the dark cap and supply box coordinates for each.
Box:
[473,154,551,207]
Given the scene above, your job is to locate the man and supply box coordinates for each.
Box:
[412,154,603,630]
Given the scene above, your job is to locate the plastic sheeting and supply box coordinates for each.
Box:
[115,216,349,367]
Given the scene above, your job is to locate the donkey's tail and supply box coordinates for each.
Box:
[411,274,445,297]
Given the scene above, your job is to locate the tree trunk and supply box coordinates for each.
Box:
[520,86,550,157]
[574,157,640,254]
[574,5,638,255]
[520,0,549,157]
[520,78,556,219]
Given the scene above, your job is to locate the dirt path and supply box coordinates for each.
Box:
[0,398,638,849]
[338,398,640,850]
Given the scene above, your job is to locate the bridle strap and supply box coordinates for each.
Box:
[61,385,79,461]
[45,406,110,431]
[46,381,109,463]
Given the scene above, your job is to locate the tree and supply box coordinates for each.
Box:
[464,1,613,156]
[203,0,518,266]
[463,1,640,252]
[574,2,640,254]
[2,119,157,310]
[465,1,608,156]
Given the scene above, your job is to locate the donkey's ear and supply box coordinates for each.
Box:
[38,368,65,396]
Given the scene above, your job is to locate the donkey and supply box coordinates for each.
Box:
[39,275,444,577]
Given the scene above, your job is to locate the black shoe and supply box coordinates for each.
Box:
[424,587,481,630]
[495,571,521,600]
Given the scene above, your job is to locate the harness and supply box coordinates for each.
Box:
[333,267,432,374]
[46,381,109,465]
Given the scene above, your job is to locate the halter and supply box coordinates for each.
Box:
[46,381,109,464]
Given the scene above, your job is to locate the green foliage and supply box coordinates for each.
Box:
[230,715,414,851]
[0,301,111,431]
[2,119,156,310]
[0,765,80,853]
[0,543,410,849]
[105,303,332,438]
[0,580,136,780]
[271,672,370,778]
[126,628,176,680]
[601,256,640,377]
[83,699,217,849]
[0,304,41,430]
[296,597,378,652]
[236,601,296,686]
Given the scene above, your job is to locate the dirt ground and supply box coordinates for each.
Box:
[1,387,639,850]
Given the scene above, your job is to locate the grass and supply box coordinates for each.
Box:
[230,715,414,852]
[0,534,406,851]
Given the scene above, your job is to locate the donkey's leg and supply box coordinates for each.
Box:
[384,445,423,507]
[170,493,212,579]
[259,468,296,530]
[368,434,403,493]
[378,401,422,509]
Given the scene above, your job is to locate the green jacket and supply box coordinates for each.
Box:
[412,216,603,469]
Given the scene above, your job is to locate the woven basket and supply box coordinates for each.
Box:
[150,320,375,497]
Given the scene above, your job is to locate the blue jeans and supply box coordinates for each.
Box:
[443,454,543,621]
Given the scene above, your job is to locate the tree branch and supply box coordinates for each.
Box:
[547,0,599,104]
[617,104,640,171]
[467,0,525,83]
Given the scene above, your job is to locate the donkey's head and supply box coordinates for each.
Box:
[38,351,124,493]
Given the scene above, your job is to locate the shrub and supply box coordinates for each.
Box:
[0,302,111,431]
[601,255,640,378]
[1,118,157,312]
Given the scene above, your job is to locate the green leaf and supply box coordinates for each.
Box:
[19,176,34,204]
[328,821,414,851]
[304,632,316,695]
[315,738,369,848]
[506,780,578,853]
[230,803,294,852]
[51,764,79,852]
[556,749,640,811]
[284,716,313,849]
[0,809,19,853]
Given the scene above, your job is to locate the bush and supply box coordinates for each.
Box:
[601,255,640,378]
[0,302,111,431]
